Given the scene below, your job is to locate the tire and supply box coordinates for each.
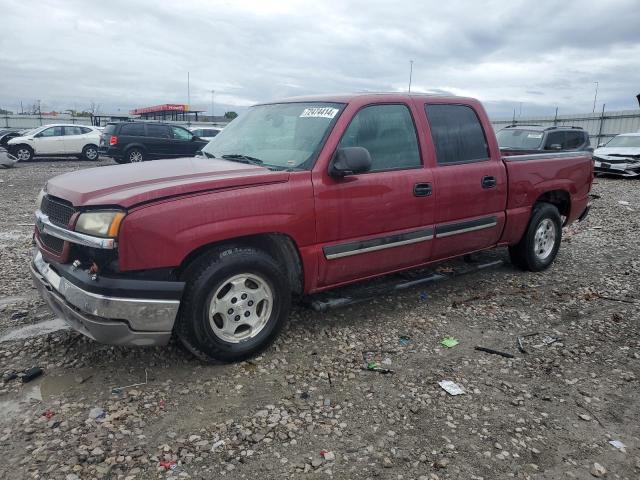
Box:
[113,157,128,164]
[13,145,33,161]
[509,202,562,272]
[81,144,99,161]
[125,147,144,163]
[176,247,291,363]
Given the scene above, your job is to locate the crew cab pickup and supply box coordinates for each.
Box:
[30,94,593,362]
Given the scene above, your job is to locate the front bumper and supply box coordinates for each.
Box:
[30,251,180,346]
[593,159,640,177]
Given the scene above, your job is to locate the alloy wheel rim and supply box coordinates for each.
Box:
[129,151,143,162]
[534,218,556,260]
[86,148,97,159]
[207,273,273,343]
[17,149,31,160]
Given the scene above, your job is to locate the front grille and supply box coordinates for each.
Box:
[40,233,64,254]
[41,195,75,227]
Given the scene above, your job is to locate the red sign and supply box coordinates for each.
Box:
[129,104,189,115]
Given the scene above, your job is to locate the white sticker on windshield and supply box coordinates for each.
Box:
[527,133,543,138]
[300,107,339,119]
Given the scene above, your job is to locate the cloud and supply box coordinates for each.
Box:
[0,0,638,118]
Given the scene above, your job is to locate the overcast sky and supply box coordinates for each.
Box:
[1,0,639,118]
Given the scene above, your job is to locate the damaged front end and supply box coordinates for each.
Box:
[593,154,640,177]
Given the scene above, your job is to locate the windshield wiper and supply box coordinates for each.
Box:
[201,151,215,158]
[221,154,264,166]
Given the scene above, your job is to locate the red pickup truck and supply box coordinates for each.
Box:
[31,94,592,362]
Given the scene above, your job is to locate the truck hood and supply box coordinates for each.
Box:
[45,157,290,208]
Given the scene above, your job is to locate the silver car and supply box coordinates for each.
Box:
[593,133,640,177]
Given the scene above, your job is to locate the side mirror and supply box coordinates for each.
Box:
[329,147,372,177]
[547,144,562,150]
[597,142,606,147]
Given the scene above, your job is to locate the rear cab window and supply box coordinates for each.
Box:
[425,104,490,165]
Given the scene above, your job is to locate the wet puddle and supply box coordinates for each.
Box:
[0,318,69,342]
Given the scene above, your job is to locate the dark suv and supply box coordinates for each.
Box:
[496,125,592,156]
[100,122,209,163]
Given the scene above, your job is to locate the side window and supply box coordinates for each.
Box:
[337,104,421,172]
[425,104,489,165]
[38,126,64,137]
[191,129,202,137]
[64,126,83,136]
[119,123,145,136]
[147,124,171,138]
[172,126,193,140]
[564,131,584,149]
[545,131,565,149]
[79,127,92,134]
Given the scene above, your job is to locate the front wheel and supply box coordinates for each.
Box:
[176,247,291,363]
[509,202,562,271]
[13,145,33,161]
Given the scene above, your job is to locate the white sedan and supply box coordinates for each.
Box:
[7,124,101,161]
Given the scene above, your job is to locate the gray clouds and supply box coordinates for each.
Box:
[0,0,639,118]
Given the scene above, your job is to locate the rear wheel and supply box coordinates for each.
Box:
[509,202,562,271]
[125,148,144,163]
[176,247,291,363]
[13,145,33,161]
[82,144,99,161]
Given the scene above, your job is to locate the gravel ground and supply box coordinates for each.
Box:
[0,158,639,480]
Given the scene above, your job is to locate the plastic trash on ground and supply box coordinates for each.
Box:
[438,380,465,395]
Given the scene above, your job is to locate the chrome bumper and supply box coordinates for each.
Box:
[35,210,117,249]
[30,252,178,346]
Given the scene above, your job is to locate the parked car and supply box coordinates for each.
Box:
[99,121,209,163]
[497,125,591,156]
[592,133,640,177]
[0,128,24,148]
[30,93,592,362]
[7,124,101,161]
[190,126,223,141]
[0,146,18,167]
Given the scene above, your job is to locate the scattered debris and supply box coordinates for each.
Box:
[516,336,527,354]
[2,371,18,382]
[398,335,411,346]
[42,409,55,420]
[88,407,106,422]
[320,450,335,461]
[608,440,626,452]
[617,200,630,206]
[419,291,429,301]
[590,462,607,477]
[441,337,459,348]
[211,440,225,451]
[438,380,465,396]
[532,336,559,348]
[21,367,43,383]
[474,346,515,358]
[111,368,148,394]
[159,460,178,471]
[364,362,394,374]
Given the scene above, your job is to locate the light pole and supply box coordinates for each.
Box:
[211,89,215,120]
[592,81,599,113]
[408,60,414,93]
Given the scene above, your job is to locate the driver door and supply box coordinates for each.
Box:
[312,103,435,287]
[35,126,65,154]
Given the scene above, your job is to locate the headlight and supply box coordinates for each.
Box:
[75,210,125,238]
[36,189,45,209]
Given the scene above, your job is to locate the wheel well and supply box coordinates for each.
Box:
[84,143,98,149]
[535,190,570,219]
[177,233,304,295]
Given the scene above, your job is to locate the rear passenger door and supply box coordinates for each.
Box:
[146,124,173,158]
[62,126,85,154]
[313,103,435,287]
[424,103,507,260]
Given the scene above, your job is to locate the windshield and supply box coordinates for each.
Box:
[604,135,640,148]
[496,129,544,149]
[202,102,344,170]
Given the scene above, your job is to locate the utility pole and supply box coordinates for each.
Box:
[211,90,216,122]
[408,60,414,93]
[187,72,191,126]
[592,81,598,113]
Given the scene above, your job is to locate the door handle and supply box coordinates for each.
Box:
[413,182,432,197]
[481,176,497,189]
